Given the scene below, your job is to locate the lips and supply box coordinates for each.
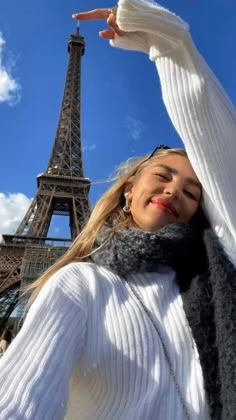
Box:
[151,198,178,218]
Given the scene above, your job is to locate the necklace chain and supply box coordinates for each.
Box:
[126,281,191,420]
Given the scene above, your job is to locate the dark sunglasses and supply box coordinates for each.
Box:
[147,144,171,159]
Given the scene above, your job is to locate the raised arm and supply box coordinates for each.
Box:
[73,1,236,263]
[109,0,236,264]
[0,263,88,420]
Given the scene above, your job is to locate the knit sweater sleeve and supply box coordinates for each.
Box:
[111,0,236,265]
[0,263,88,420]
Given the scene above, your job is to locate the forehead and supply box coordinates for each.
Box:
[143,154,199,181]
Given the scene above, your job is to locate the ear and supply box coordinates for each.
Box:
[123,183,133,201]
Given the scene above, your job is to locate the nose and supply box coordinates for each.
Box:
[163,182,180,199]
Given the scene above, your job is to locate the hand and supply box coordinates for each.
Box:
[72,8,126,40]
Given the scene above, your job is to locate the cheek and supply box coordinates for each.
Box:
[130,195,146,214]
[130,183,149,205]
[184,201,200,222]
[129,188,151,220]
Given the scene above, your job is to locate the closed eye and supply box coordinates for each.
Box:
[184,190,196,200]
[156,173,169,181]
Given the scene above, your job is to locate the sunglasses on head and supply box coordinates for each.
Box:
[147,144,171,159]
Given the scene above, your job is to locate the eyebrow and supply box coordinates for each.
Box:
[155,164,202,189]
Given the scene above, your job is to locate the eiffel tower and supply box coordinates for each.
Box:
[0,25,91,332]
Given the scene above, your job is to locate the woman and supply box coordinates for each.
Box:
[0,0,236,419]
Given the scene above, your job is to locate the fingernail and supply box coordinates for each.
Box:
[72,14,77,18]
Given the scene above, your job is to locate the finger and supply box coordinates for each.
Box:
[107,13,125,36]
[99,29,116,39]
[72,9,109,21]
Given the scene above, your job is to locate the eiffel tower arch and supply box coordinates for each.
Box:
[0,26,91,332]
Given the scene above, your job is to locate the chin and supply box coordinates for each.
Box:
[153,214,176,229]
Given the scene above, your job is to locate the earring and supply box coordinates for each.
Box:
[123,193,131,213]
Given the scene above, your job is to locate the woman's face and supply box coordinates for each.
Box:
[126,154,202,231]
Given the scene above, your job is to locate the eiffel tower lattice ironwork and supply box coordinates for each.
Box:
[0,26,91,332]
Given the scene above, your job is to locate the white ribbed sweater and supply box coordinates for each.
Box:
[0,264,209,419]
[1,0,236,419]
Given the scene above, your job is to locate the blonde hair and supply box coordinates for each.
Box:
[29,148,187,301]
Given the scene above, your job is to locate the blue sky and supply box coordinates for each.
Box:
[0,0,235,238]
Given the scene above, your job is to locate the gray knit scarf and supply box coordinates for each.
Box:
[92,216,236,420]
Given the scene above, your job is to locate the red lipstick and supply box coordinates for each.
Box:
[151,198,178,217]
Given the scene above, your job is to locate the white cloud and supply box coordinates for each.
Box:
[82,143,96,152]
[125,116,145,141]
[0,193,32,239]
[0,32,21,105]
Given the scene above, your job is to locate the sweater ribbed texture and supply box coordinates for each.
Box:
[0,263,209,419]
[0,264,88,419]
[1,0,236,418]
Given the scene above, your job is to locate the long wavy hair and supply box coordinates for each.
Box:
[28,148,187,302]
